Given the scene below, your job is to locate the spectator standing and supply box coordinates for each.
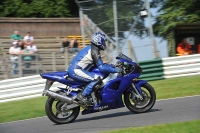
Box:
[23,32,34,46]
[21,44,33,68]
[177,38,193,56]
[9,41,21,74]
[68,37,80,53]
[10,31,22,42]
[18,40,24,50]
[60,37,70,53]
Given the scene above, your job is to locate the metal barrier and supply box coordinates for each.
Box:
[1,47,111,80]
[9,54,40,77]
[0,75,66,103]
[138,58,164,81]
[1,49,75,79]
[138,54,200,81]
[163,54,200,78]
[1,54,200,103]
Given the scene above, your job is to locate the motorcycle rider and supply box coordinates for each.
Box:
[67,32,122,104]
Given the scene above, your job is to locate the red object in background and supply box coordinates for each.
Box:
[198,44,200,54]
[177,42,193,55]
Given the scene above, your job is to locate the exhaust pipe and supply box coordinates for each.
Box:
[44,90,74,104]
[43,90,87,109]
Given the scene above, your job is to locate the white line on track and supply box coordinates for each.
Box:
[0,95,200,125]
[156,95,200,101]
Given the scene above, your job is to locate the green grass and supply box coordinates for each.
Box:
[0,97,47,123]
[100,119,200,133]
[150,75,200,99]
[0,75,200,123]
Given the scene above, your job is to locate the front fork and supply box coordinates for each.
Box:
[130,80,147,100]
[131,83,143,100]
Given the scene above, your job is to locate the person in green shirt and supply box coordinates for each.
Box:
[21,44,33,68]
[10,31,22,42]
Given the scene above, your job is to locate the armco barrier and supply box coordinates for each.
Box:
[137,58,164,81]
[0,75,66,103]
[138,54,200,81]
[163,54,200,78]
[1,54,200,103]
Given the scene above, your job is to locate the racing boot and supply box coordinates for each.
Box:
[77,77,102,105]
[76,93,89,105]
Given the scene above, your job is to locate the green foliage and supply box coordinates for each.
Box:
[0,0,79,17]
[152,0,200,39]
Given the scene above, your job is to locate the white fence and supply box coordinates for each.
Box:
[0,54,200,103]
[163,54,200,78]
[0,75,66,103]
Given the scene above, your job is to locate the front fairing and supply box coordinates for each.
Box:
[102,73,141,93]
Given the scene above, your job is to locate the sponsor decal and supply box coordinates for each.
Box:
[94,105,109,111]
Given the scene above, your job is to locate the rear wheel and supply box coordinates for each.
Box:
[45,96,80,124]
[124,83,156,113]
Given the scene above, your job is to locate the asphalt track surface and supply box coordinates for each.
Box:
[0,96,200,133]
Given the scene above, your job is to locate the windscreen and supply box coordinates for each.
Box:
[116,53,132,62]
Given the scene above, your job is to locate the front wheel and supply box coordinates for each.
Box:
[45,96,80,124]
[124,83,156,113]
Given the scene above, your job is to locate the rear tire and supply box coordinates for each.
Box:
[45,97,80,124]
[124,83,156,113]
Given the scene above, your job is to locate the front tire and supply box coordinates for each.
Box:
[124,83,156,113]
[45,97,80,124]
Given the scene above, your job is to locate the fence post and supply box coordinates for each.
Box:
[146,0,160,58]
[35,54,40,74]
[79,8,86,48]
[64,48,69,70]
[18,54,23,77]
[113,0,120,54]
[128,40,138,62]
[52,52,56,71]
[2,53,9,79]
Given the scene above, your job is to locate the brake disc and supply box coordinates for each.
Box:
[136,90,149,106]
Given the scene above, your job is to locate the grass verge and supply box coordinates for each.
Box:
[0,97,47,123]
[100,119,200,133]
[0,75,200,123]
[150,75,200,99]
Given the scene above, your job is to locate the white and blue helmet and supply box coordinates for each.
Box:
[91,32,107,50]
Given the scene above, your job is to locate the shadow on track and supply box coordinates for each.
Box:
[74,108,161,123]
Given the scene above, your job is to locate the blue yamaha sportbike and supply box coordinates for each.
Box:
[41,54,156,124]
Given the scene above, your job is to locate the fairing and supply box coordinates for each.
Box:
[82,73,143,115]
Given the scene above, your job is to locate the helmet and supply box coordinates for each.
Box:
[91,32,107,50]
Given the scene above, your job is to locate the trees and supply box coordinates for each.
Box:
[0,0,79,17]
[80,0,146,39]
[152,0,200,39]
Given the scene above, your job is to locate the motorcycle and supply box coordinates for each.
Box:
[40,53,156,124]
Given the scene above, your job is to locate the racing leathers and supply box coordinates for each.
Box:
[67,44,121,97]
